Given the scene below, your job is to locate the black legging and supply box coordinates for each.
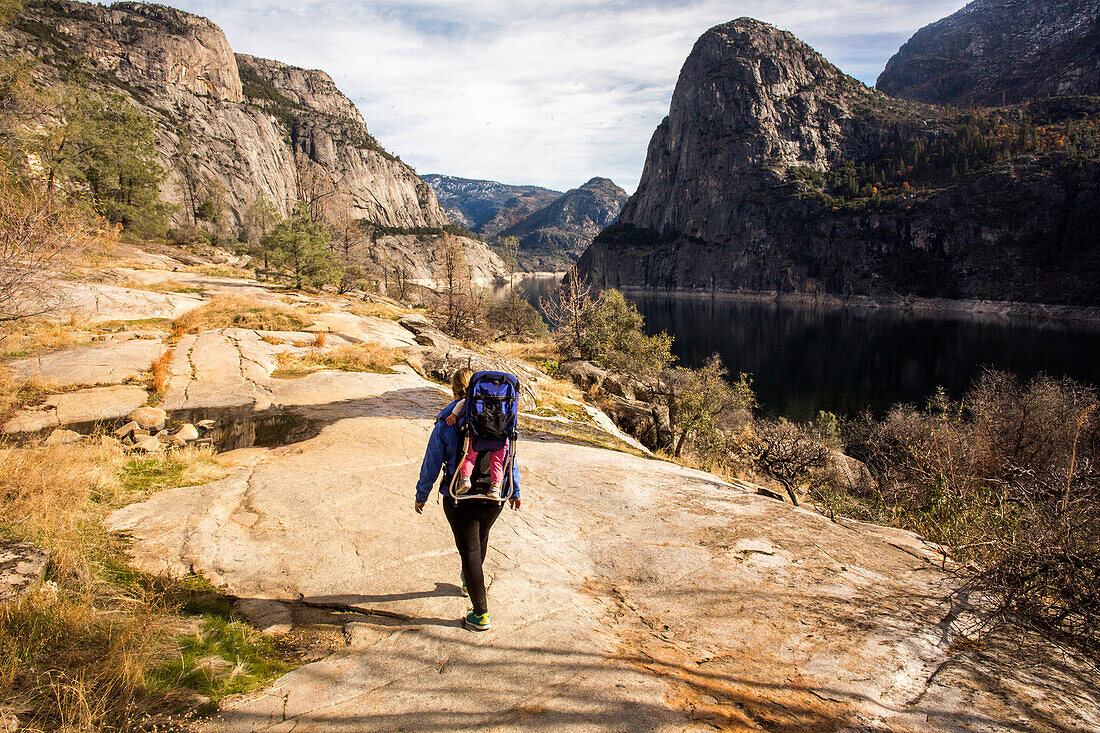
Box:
[443,496,503,615]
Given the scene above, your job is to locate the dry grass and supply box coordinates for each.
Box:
[0,440,298,729]
[185,264,253,279]
[0,370,52,426]
[493,339,558,363]
[171,295,313,340]
[115,277,206,296]
[345,300,411,321]
[273,343,398,378]
[0,320,88,361]
[146,350,173,404]
[313,330,328,348]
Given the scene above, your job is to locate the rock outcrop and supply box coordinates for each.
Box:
[877,0,1100,107]
[575,19,1100,306]
[498,177,629,271]
[3,1,454,233]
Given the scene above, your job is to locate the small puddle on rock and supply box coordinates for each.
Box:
[17,407,324,453]
[167,407,324,452]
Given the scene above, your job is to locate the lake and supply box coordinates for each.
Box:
[514,277,1100,421]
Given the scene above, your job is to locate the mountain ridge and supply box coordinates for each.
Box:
[2,0,508,282]
[575,16,1100,306]
[877,0,1100,107]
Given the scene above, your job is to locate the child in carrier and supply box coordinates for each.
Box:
[446,399,508,497]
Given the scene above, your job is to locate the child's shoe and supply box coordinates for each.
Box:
[455,475,472,495]
[464,610,491,631]
[488,482,503,499]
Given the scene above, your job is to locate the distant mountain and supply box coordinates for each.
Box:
[499,178,629,272]
[420,175,562,235]
[423,174,628,272]
[877,0,1100,107]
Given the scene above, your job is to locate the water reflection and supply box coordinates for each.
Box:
[513,276,1100,421]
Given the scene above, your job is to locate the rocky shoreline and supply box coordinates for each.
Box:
[612,286,1100,326]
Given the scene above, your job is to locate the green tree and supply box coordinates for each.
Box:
[0,0,21,24]
[669,355,755,457]
[47,92,167,235]
[262,205,341,289]
[579,289,674,379]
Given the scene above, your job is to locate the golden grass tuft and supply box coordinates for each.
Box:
[0,319,89,361]
[171,295,312,339]
[345,300,411,321]
[0,370,53,426]
[146,350,173,403]
[273,343,398,378]
[313,329,328,348]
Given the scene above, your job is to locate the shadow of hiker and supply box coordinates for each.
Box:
[289,583,467,628]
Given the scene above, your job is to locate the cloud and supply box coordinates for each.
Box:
[152,0,969,192]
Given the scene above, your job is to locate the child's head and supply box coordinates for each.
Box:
[451,368,473,400]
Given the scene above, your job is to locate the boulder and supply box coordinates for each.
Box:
[397,315,455,349]
[600,395,671,451]
[558,360,607,392]
[114,420,141,438]
[44,429,82,446]
[0,541,49,607]
[828,449,876,494]
[175,423,201,442]
[127,407,167,431]
[132,436,164,454]
[405,346,540,411]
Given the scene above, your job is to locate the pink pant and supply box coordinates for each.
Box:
[459,440,509,485]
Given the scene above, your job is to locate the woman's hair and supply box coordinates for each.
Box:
[451,367,473,397]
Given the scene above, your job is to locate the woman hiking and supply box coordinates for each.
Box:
[415,368,521,631]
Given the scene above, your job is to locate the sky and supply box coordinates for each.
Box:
[153,0,969,193]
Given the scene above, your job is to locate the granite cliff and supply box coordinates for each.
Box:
[877,0,1100,107]
[2,0,508,281]
[575,18,1100,306]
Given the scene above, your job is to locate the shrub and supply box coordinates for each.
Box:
[484,297,548,342]
[842,371,1100,656]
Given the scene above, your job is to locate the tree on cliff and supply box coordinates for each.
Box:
[41,91,167,236]
[262,205,341,289]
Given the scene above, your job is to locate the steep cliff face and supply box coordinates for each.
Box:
[576,19,1100,306]
[4,0,449,231]
[877,0,1100,107]
[421,175,562,234]
[498,177,628,271]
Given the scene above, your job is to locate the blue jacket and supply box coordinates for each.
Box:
[415,400,521,504]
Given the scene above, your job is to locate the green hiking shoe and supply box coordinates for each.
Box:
[464,610,491,631]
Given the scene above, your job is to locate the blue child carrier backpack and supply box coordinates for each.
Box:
[449,371,520,502]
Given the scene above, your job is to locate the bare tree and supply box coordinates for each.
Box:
[293,152,337,223]
[0,175,91,321]
[540,275,594,358]
[439,235,468,335]
[742,419,830,506]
